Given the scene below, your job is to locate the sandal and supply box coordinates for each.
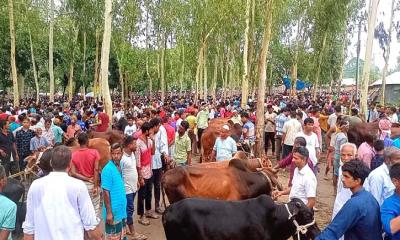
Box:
[138,217,150,226]
[145,212,160,219]
[132,233,148,240]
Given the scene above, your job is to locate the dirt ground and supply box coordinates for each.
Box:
[134,156,335,240]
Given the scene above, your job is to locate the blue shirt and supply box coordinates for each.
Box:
[275,113,288,136]
[213,137,237,161]
[243,121,255,142]
[316,188,382,240]
[381,193,400,239]
[52,125,64,144]
[0,194,17,240]
[101,160,127,222]
[29,136,49,152]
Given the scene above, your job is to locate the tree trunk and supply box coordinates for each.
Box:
[83,31,87,101]
[8,0,19,106]
[49,0,54,102]
[211,54,218,102]
[203,42,208,100]
[241,0,252,108]
[360,0,379,116]
[195,41,204,103]
[160,39,166,102]
[145,10,152,100]
[255,0,274,157]
[380,0,395,105]
[100,0,113,121]
[337,31,347,95]
[18,74,24,97]
[118,57,125,102]
[312,31,327,100]
[68,28,79,101]
[29,28,39,103]
[94,28,100,99]
[180,44,185,96]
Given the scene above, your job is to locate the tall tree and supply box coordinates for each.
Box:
[241,0,252,108]
[8,0,19,106]
[49,0,55,102]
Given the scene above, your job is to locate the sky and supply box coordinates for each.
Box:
[347,0,400,71]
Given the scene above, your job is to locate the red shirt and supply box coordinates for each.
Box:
[159,111,166,119]
[0,113,9,120]
[71,148,100,178]
[96,112,110,132]
[163,123,175,145]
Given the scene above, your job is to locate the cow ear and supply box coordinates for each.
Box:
[295,202,302,208]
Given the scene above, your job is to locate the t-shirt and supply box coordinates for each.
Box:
[213,137,237,161]
[186,115,197,129]
[174,132,191,164]
[101,161,127,222]
[52,125,64,144]
[96,112,110,132]
[243,121,255,142]
[0,194,17,240]
[264,112,277,132]
[120,151,139,194]
[381,193,400,239]
[71,148,100,178]
[289,165,317,205]
[124,124,137,136]
[295,131,320,165]
[327,113,338,129]
[282,119,302,146]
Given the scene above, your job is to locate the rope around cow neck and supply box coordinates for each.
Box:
[284,204,316,239]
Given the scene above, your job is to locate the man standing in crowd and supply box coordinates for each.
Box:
[70,133,101,217]
[282,111,302,159]
[173,121,192,166]
[210,125,237,161]
[0,120,19,176]
[264,105,277,157]
[367,104,379,123]
[295,118,320,173]
[124,115,137,136]
[326,105,342,146]
[96,107,110,132]
[52,118,66,144]
[0,165,17,240]
[186,110,197,155]
[364,146,400,205]
[42,118,55,146]
[381,163,400,239]
[241,112,256,155]
[101,143,127,240]
[30,127,49,153]
[15,118,33,170]
[316,160,381,240]
[275,108,289,159]
[23,146,102,240]
[273,147,317,209]
[196,103,209,151]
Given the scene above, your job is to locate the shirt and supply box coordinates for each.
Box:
[316,188,382,240]
[243,121,255,142]
[381,192,400,239]
[186,115,197,129]
[264,112,277,132]
[282,118,302,146]
[334,132,348,156]
[389,114,398,124]
[15,128,35,158]
[163,123,175,146]
[332,166,352,220]
[173,132,191,164]
[289,165,317,205]
[0,130,17,163]
[8,122,20,132]
[71,148,100,178]
[295,131,320,165]
[96,112,110,132]
[213,137,237,161]
[124,124,137,136]
[152,125,169,170]
[327,113,338,129]
[42,127,55,145]
[0,194,17,240]
[22,172,99,240]
[364,163,395,205]
[29,136,49,152]
[137,138,153,179]
[370,154,384,171]
[52,125,64,144]
[66,124,81,139]
[275,113,288,136]
[196,110,209,129]
[357,142,375,168]
[121,151,139,194]
[101,161,127,222]
[277,153,313,187]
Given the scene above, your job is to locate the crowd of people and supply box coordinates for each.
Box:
[0,92,400,239]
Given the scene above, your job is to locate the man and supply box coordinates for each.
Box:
[15,118,34,170]
[0,120,19,176]
[29,127,50,153]
[273,147,317,209]
[52,118,66,144]
[70,133,101,217]
[42,118,55,146]
[149,117,168,214]
[162,116,175,158]
[295,118,320,173]
[120,136,147,240]
[367,104,379,123]
[349,108,362,127]
[332,143,357,221]
[196,103,209,150]
[326,105,342,147]
[381,163,400,239]
[186,111,197,154]
[273,137,314,187]
[316,160,381,240]
[210,125,237,161]
[388,107,398,124]
[66,115,81,139]
[364,146,400,205]
[124,115,137,136]
[282,111,302,159]
[275,108,289,159]
[264,105,277,157]
[96,107,110,132]
[173,121,192,166]
[101,143,127,240]
[357,134,375,169]
[241,112,256,155]
[0,165,17,240]
[23,146,102,240]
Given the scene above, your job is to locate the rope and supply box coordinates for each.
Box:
[284,203,316,239]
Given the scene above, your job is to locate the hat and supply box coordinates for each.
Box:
[222,125,230,131]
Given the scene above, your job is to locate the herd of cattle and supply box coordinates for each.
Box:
[3,119,400,239]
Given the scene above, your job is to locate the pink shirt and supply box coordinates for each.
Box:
[357,142,375,168]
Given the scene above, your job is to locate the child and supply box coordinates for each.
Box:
[370,139,384,171]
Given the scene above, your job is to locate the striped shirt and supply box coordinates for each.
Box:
[275,113,288,136]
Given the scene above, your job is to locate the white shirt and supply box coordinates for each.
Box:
[289,165,317,205]
[295,131,320,165]
[332,166,352,220]
[152,125,169,170]
[124,124,137,136]
[282,118,302,146]
[389,114,398,124]
[363,163,395,205]
[121,151,139,194]
[23,172,98,240]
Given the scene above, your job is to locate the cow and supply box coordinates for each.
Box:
[162,158,282,204]
[347,121,400,147]
[87,129,124,145]
[162,195,320,240]
[3,177,25,235]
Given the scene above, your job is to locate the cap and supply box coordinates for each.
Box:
[222,124,230,131]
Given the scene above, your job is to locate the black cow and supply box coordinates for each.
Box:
[3,177,26,235]
[162,195,320,240]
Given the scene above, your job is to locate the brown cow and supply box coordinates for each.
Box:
[162,158,281,204]
[87,129,124,145]
[347,121,400,147]
[200,118,232,162]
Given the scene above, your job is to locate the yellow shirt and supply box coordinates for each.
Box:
[186,115,197,129]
